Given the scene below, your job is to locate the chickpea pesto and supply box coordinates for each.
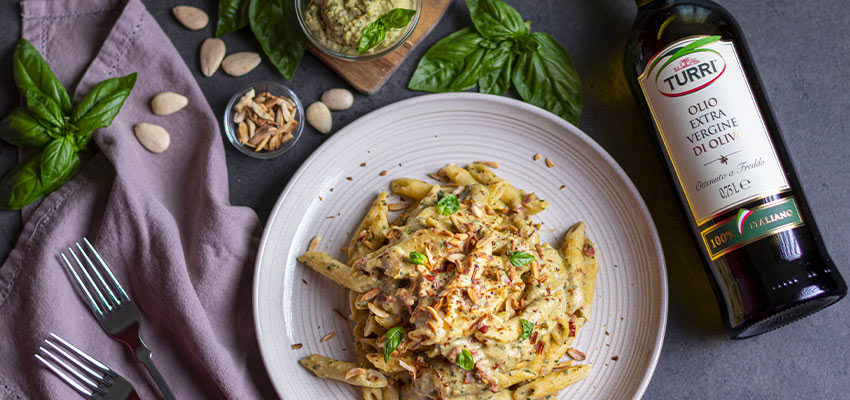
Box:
[304,0,415,55]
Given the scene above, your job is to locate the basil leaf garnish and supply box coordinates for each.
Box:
[216,0,250,37]
[520,319,534,341]
[23,89,65,129]
[12,39,72,114]
[408,251,427,265]
[0,107,53,148]
[456,349,475,370]
[383,326,405,362]
[512,33,581,125]
[72,73,137,133]
[358,8,416,54]
[436,193,460,215]
[248,0,305,80]
[508,251,535,267]
[478,41,513,95]
[466,0,526,40]
[39,136,77,185]
[408,27,489,92]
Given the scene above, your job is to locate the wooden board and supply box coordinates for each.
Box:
[308,0,451,95]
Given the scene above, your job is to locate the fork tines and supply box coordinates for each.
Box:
[60,238,130,317]
[35,333,121,397]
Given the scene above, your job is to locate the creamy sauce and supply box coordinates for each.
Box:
[304,0,415,55]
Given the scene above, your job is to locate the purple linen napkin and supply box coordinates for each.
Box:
[0,0,277,398]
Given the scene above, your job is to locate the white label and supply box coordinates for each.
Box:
[638,36,789,225]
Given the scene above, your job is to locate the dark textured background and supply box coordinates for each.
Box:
[1,0,848,398]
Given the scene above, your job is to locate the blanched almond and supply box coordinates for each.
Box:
[222,52,261,76]
[305,101,332,134]
[150,92,188,116]
[134,123,170,153]
[172,6,208,30]
[320,88,354,110]
[200,38,225,77]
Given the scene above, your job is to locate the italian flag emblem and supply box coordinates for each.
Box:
[736,208,753,235]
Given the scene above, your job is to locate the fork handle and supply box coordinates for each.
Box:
[136,346,177,400]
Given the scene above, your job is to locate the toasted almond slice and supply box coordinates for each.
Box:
[320,331,337,343]
[255,135,271,152]
[533,153,543,161]
[291,343,303,350]
[367,302,389,319]
[308,235,322,252]
[475,161,499,168]
[333,308,348,321]
[360,288,381,302]
[566,348,586,361]
[279,101,293,123]
[247,119,256,138]
[250,101,274,121]
[388,203,407,211]
[237,122,248,144]
[344,368,366,380]
[427,172,448,182]
[235,89,255,113]
[380,170,388,176]
[553,360,574,370]
[470,205,484,218]
[545,158,555,168]
[234,110,246,124]
[280,132,294,143]
[275,108,284,127]
[269,134,280,150]
[398,359,417,379]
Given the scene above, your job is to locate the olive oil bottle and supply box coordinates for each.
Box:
[623,0,846,338]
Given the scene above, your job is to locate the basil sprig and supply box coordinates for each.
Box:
[358,8,416,54]
[383,326,405,362]
[456,349,475,370]
[409,0,581,125]
[436,192,460,215]
[508,251,535,267]
[0,38,136,209]
[520,318,534,341]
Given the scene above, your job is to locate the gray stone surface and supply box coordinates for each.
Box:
[0,0,847,398]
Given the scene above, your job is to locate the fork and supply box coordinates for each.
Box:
[60,238,176,400]
[35,332,138,399]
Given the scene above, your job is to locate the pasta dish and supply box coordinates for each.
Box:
[297,162,599,399]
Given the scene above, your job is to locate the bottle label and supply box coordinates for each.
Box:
[638,36,790,225]
[700,197,804,259]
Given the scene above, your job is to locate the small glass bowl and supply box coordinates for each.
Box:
[222,81,304,160]
[295,0,422,62]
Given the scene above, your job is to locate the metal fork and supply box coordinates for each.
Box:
[35,332,138,400]
[60,238,176,400]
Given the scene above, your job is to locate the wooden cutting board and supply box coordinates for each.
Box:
[308,0,451,95]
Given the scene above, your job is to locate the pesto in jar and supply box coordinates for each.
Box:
[304,0,415,55]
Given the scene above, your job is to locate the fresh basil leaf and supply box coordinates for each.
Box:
[408,251,427,265]
[508,251,535,267]
[408,27,488,93]
[436,193,460,215]
[456,349,474,370]
[358,20,387,55]
[520,319,534,340]
[0,107,53,148]
[0,156,43,210]
[512,32,581,125]
[249,0,305,80]
[40,136,76,185]
[23,89,66,128]
[71,73,137,132]
[514,32,539,53]
[216,0,250,37]
[478,41,513,95]
[465,0,526,40]
[12,39,72,114]
[380,8,416,29]
[383,326,405,363]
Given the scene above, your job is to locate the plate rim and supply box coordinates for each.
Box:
[253,92,668,399]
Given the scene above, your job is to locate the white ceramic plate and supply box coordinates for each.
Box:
[254,93,667,400]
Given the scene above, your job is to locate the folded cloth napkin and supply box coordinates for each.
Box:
[0,0,277,398]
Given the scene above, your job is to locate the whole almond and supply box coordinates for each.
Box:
[222,52,261,76]
[172,6,208,30]
[320,88,354,110]
[134,123,171,153]
[200,38,225,77]
[150,92,189,116]
[305,102,332,134]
